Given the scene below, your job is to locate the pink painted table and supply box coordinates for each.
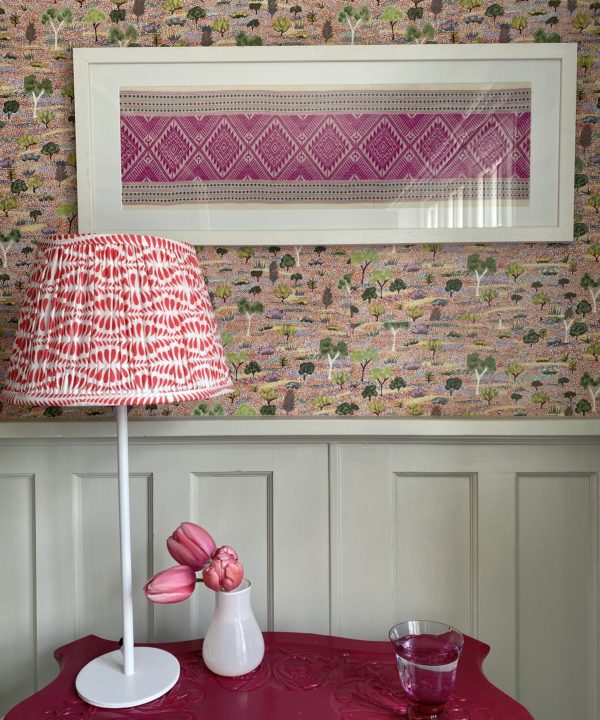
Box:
[6,632,532,719]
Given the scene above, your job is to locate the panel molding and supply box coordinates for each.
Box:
[70,472,153,641]
[1,436,599,719]
[392,472,478,636]
[190,471,275,632]
[515,472,599,720]
[3,418,600,442]
[0,474,36,715]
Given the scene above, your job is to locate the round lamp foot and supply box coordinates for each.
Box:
[76,647,180,709]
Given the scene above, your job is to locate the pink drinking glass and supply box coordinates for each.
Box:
[389,620,464,720]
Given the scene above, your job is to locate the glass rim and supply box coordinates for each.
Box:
[389,619,464,649]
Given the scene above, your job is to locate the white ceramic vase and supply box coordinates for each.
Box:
[202,579,265,677]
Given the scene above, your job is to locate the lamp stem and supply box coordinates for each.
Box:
[116,404,135,676]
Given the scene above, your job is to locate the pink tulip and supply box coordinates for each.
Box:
[144,565,197,604]
[202,545,244,592]
[167,522,216,571]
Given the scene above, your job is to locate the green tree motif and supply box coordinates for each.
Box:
[338,5,370,44]
[586,342,600,361]
[336,402,359,416]
[260,386,278,404]
[245,361,263,377]
[280,253,295,270]
[237,247,255,264]
[390,376,407,393]
[523,330,540,345]
[510,14,527,32]
[320,338,348,380]
[37,110,54,128]
[361,286,377,304]
[576,399,592,416]
[273,14,291,34]
[108,24,138,45]
[581,372,600,412]
[0,229,20,267]
[587,195,600,213]
[226,351,249,380]
[332,371,350,389]
[11,180,27,196]
[379,5,402,38]
[28,175,43,193]
[0,199,19,221]
[581,273,600,312]
[350,348,378,382]
[506,361,525,380]
[406,305,424,323]
[56,201,78,232]
[485,3,504,22]
[532,292,550,318]
[277,324,297,343]
[238,297,264,336]
[214,284,232,303]
[467,353,496,396]
[236,31,262,45]
[445,279,462,297]
[445,377,462,395]
[383,321,408,352]
[480,386,499,405]
[41,7,73,49]
[467,254,496,297]
[572,11,590,31]
[313,395,333,411]
[187,6,206,26]
[351,249,379,284]
[23,75,53,119]
[570,321,588,341]
[389,278,407,294]
[506,262,525,281]
[83,8,108,41]
[235,404,258,416]
[299,361,315,380]
[2,100,19,118]
[274,284,292,302]
[213,17,230,35]
[370,269,394,298]
[369,302,386,322]
[480,288,499,307]
[371,367,393,395]
[337,273,353,293]
[424,339,443,357]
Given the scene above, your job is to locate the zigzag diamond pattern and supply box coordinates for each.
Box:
[361,118,405,176]
[307,119,351,177]
[153,120,195,179]
[255,120,297,177]
[205,119,244,175]
[121,109,531,191]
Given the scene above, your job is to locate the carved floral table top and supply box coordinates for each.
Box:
[6,632,533,720]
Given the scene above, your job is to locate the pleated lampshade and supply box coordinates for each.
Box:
[2,233,233,406]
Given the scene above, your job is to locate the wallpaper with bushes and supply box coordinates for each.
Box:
[0,0,598,419]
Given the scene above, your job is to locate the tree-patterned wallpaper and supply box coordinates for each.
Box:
[0,0,597,419]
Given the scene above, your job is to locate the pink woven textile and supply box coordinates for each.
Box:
[2,233,233,406]
[120,86,531,205]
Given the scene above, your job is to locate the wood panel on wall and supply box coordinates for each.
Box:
[0,428,598,720]
[516,472,598,720]
[0,474,36,713]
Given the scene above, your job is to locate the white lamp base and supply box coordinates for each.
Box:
[75,647,180,708]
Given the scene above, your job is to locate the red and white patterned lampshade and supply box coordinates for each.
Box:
[1,233,233,406]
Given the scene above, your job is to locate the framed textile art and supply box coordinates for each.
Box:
[73,45,576,245]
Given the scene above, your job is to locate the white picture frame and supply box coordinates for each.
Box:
[73,45,577,245]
